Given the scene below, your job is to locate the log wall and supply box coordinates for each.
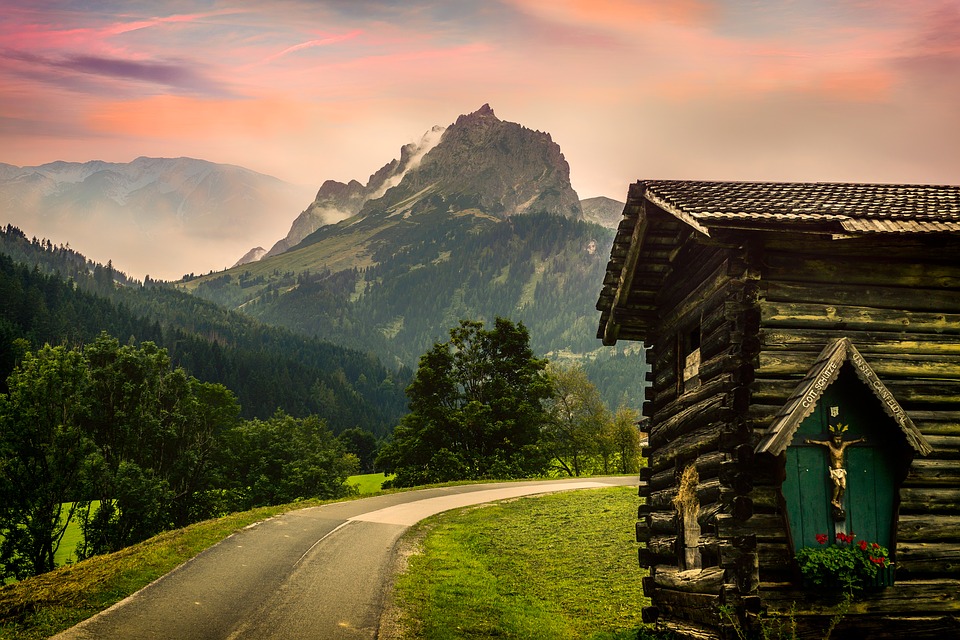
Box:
[636,228,960,638]
[747,234,960,636]
[636,222,760,638]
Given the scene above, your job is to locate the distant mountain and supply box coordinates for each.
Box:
[233,246,267,267]
[183,105,648,410]
[0,157,313,280]
[581,196,625,229]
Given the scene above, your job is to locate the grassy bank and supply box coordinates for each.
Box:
[392,485,651,639]
[2,479,655,640]
[0,498,339,640]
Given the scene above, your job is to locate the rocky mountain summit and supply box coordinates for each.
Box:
[260,104,585,261]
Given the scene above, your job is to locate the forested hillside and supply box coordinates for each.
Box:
[0,225,408,435]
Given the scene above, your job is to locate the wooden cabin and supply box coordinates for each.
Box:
[596,180,960,639]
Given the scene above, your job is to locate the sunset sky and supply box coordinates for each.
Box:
[3,0,959,202]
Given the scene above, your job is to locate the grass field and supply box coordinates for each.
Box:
[392,485,651,640]
[347,472,393,494]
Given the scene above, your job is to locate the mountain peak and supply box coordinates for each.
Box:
[455,103,499,127]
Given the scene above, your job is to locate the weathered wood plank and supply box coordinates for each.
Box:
[757,350,960,379]
[760,579,960,615]
[760,301,960,334]
[897,542,960,577]
[896,514,960,541]
[654,586,722,627]
[650,421,724,470]
[761,253,960,288]
[760,326,960,354]
[762,280,960,314]
[650,396,731,448]
[904,458,960,486]
[653,566,726,594]
[899,487,960,512]
[716,513,787,540]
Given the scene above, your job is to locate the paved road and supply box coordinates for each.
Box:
[54,477,637,640]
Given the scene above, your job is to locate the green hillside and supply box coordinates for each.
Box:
[0,225,408,434]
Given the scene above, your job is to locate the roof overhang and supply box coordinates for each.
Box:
[755,337,932,456]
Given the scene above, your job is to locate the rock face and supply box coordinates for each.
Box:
[0,156,311,279]
[265,125,446,257]
[362,104,582,221]
[268,104,584,257]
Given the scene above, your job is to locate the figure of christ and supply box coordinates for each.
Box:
[805,427,865,518]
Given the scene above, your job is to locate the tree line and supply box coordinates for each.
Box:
[0,225,410,435]
[377,318,643,488]
[0,334,360,581]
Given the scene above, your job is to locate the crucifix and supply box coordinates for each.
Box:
[805,409,864,521]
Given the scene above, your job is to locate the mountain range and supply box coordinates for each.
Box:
[0,105,646,411]
[180,105,646,409]
[0,156,312,280]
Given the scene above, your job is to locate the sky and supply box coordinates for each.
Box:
[2,0,960,259]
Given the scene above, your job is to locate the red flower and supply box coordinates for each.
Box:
[816,534,828,545]
[872,543,880,549]
[859,540,868,551]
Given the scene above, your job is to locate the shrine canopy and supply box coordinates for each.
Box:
[755,337,932,457]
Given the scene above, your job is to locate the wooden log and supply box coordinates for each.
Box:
[761,252,960,288]
[760,325,960,355]
[749,486,780,512]
[658,252,730,327]
[636,521,652,543]
[649,487,677,509]
[653,374,734,430]
[650,421,724,469]
[897,514,960,541]
[904,458,960,486]
[661,618,724,640]
[650,466,675,491]
[912,412,960,435]
[762,279,960,315]
[650,395,729,448]
[716,513,787,540]
[758,349,960,379]
[900,487,960,513]
[760,579,960,615]
[649,510,678,534]
[696,450,726,480]
[653,566,726,594]
[654,586,722,627]
[697,478,722,505]
[760,300,960,335]
[896,542,960,577]
[924,435,960,459]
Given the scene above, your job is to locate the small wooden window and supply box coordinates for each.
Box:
[677,325,702,395]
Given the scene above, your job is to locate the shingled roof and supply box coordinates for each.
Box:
[597,180,960,345]
[643,180,960,234]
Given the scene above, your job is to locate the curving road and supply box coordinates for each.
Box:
[53,477,636,640]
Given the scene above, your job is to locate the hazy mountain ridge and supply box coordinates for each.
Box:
[0,157,312,280]
[581,196,626,229]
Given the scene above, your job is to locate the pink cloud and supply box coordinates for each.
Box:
[262,29,363,64]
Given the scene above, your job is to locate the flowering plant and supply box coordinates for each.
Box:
[795,532,892,593]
